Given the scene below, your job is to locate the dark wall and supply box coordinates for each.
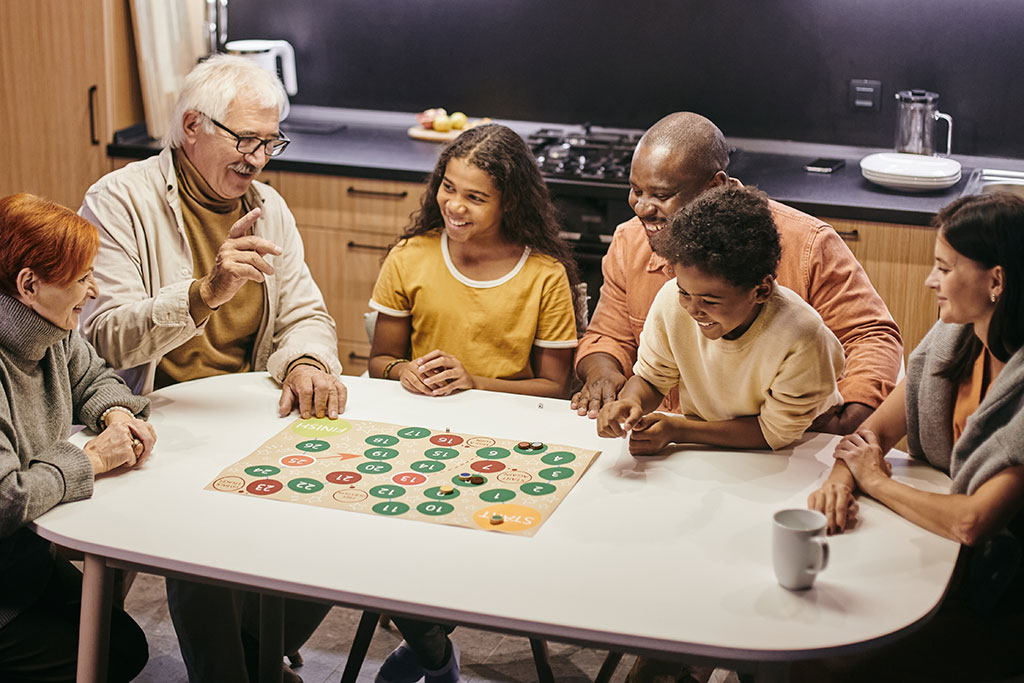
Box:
[230,0,1024,158]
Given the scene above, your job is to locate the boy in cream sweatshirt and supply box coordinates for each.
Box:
[597,184,844,453]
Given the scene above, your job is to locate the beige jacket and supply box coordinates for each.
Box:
[79,147,341,394]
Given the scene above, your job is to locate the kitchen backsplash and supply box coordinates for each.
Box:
[230,0,1024,158]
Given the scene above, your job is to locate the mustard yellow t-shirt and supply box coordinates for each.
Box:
[635,280,844,450]
[369,232,577,380]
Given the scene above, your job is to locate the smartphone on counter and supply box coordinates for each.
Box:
[803,157,846,174]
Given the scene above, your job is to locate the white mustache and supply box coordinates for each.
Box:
[229,162,258,175]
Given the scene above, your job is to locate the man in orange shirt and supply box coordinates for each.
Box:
[572,112,903,435]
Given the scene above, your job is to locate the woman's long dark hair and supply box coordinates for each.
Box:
[394,124,582,312]
[933,192,1024,382]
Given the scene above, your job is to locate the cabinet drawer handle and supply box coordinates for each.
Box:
[347,241,388,252]
[348,352,370,362]
[836,229,860,242]
[88,85,99,145]
[347,186,409,199]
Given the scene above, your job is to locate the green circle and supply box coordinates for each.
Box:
[476,447,511,460]
[397,427,431,439]
[520,482,557,496]
[291,418,351,437]
[539,467,575,481]
[357,461,393,475]
[480,488,516,503]
[453,474,486,487]
[424,486,461,500]
[295,439,330,452]
[514,443,548,455]
[365,434,399,447]
[364,447,399,460]
[369,484,406,499]
[372,501,409,516]
[411,460,446,474]
[244,465,280,477]
[287,477,324,494]
[541,451,576,465]
[417,501,455,516]
[424,447,459,460]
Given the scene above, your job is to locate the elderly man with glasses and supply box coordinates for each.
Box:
[79,54,341,683]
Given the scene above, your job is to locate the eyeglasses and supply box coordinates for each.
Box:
[205,115,291,157]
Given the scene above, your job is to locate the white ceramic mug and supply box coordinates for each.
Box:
[772,508,829,590]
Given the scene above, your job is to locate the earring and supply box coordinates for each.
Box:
[991,293,999,303]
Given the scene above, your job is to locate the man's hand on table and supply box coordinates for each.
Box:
[571,353,627,418]
[279,364,348,419]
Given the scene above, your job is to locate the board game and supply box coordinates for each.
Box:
[205,417,601,537]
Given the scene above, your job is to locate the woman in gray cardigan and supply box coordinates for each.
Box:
[0,194,154,681]
[806,192,1024,681]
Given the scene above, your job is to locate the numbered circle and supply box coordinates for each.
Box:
[369,484,406,499]
[541,451,576,466]
[514,443,548,455]
[424,486,461,500]
[357,461,393,475]
[246,479,283,496]
[295,439,330,453]
[288,478,325,494]
[471,460,506,473]
[417,501,455,516]
[397,427,431,439]
[244,465,281,477]
[372,501,409,516]
[476,447,510,460]
[520,482,557,496]
[291,418,352,437]
[479,488,516,503]
[410,460,446,474]
[325,471,361,485]
[453,474,486,487]
[280,454,315,468]
[539,467,574,481]
[430,434,464,447]
[365,434,400,447]
[392,472,428,487]
[364,447,399,460]
[424,447,459,460]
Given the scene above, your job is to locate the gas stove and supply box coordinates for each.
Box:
[527,127,642,185]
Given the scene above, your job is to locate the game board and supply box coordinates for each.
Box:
[204,417,601,536]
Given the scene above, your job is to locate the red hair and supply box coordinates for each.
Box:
[0,193,99,296]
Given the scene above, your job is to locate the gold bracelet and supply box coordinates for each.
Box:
[382,358,409,380]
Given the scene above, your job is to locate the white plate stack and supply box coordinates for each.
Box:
[860,153,962,192]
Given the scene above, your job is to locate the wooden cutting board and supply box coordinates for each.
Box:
[407,119,489,143]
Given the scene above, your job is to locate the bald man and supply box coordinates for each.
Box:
[572,112,903,435]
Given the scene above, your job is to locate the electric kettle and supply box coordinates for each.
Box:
[225,39,298,118]
[894,90,953,157]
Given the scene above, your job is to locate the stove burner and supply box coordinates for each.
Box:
[528,127,641,184]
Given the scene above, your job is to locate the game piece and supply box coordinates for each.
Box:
[530,442,544,450]
[459,472,472,481]
[440,485,454,495]
[490,514,504,525]
[517,441,531,449]
[469,475,484,485]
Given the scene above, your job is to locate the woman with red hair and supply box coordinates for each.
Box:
[0,193,152,681]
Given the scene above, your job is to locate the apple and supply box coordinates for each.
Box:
[450,112,468,130]
[416,107,448,130]
[432,114,452,133]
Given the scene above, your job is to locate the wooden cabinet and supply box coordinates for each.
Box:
[0,0,142,209]
[825,217,939,361]
[272,172,424,375]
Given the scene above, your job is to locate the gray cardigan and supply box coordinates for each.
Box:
[0,292,149,628]
[906,321,1024,495]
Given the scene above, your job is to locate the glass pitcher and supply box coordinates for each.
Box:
[894,90,953,156]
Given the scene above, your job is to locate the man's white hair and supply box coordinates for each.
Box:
[162,53,287,149]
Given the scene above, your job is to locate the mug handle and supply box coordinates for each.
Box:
[809,536,830,574]
[934,111,953,157]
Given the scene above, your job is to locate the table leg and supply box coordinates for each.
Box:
[339,611,380,683]
[528,638,555,683]
[77,554,113,683]
[259,594,285,683]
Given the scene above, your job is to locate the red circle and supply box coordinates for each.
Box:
[280,454,315,467]
[326,471,362,485]
[429,434,464,447]
[391,471,428,486]
[246,479,284,496]
[471,460,506,473]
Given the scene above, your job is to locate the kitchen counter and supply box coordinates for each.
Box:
[110,105,1024,226]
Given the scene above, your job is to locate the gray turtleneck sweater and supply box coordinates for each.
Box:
[0,292,149,629]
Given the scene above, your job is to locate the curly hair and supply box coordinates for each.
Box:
[653,184,780,289]
[396,124,581,306]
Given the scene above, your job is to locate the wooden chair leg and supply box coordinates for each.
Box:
[340,611,380,683]
[528,638,555,683]
[378,614,391,629]
[596,651,624,683]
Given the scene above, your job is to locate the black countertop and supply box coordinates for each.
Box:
[111,106,1024,227]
